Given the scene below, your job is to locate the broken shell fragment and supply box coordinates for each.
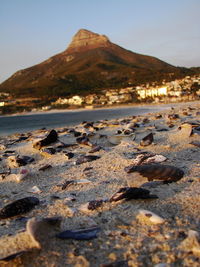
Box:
[137,209,165,224]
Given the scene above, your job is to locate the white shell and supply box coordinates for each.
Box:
[28,186,42,194]
[137,209,165,224]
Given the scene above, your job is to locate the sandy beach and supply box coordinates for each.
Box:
[0,101,200,266]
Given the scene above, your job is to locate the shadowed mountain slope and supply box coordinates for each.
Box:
[0,29,192,98]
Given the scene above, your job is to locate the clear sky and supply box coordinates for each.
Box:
[0,0,199,83]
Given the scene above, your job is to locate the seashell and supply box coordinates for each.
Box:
[56,226,100,240]
[89,145,102,153]
[64,152,74,159]
[33,129,58,150]
[76,155,100,165]
[108,133,135,145]
[190,141,200,148]
[179,229,200,255]
[14,168,30,182]
[168,114,179,120]
[39,164,52,171]
[0,251,27,262]
[0,197,39,219]
[27,217,62,247]
[76,136,92,146]
[27,186,42,194]
[140,132,154,146]
[142,154,167,164]
[137,209,165,224]
[7,155,34,168]
[110,187,158,202]
[79,200,104,213]
[0,144,6,150]
[40,147,56,157]
[125,164,184,183]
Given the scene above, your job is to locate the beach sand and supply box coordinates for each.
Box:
[0,102,200,266]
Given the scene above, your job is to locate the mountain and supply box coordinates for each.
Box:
[0,29,192,98]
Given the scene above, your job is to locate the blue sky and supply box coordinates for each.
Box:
[0,0,199,82]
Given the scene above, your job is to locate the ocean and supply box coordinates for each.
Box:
[0,105,171,136]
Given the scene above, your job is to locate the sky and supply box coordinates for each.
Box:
[0,0,200,83]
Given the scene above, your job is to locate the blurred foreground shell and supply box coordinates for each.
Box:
[0,197,39,219]
[125,164,184,183]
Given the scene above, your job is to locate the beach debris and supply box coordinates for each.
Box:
[101,260,129,267]
[39,164,52,171]
[64,152,74,159]
[179,230,200,256]
[0,197,39,219]
[137,209,165,224]
[190,141,200,148]
[7,155,34,168]
[0,144,6,150]
[40,147,56,157]
[59,179,91,190]
[27,186,42,194]
[89,145,102,153]
[0,251,27,262]
[27,216,62,247]
[0,169,11,180]
[33,129,58,149]
[57,226,101,240]
[130,153,167,166]
[76,155,100,165]
[140,132,154,146]
[124,164,184,184]
[79,200,104,213]
[168,114,179,120]
[12,168,30,182]
[76,136,92,146]
[109,187,158,202]
[108,133,135,145]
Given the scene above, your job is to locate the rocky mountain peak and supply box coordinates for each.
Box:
[66,29,111,53]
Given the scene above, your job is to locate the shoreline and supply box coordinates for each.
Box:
[0,100,197,118]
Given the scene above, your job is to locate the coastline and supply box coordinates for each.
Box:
[0,101,200,266]
[0,100,197,118]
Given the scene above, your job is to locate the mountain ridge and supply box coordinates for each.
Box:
[0,29,194,98]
